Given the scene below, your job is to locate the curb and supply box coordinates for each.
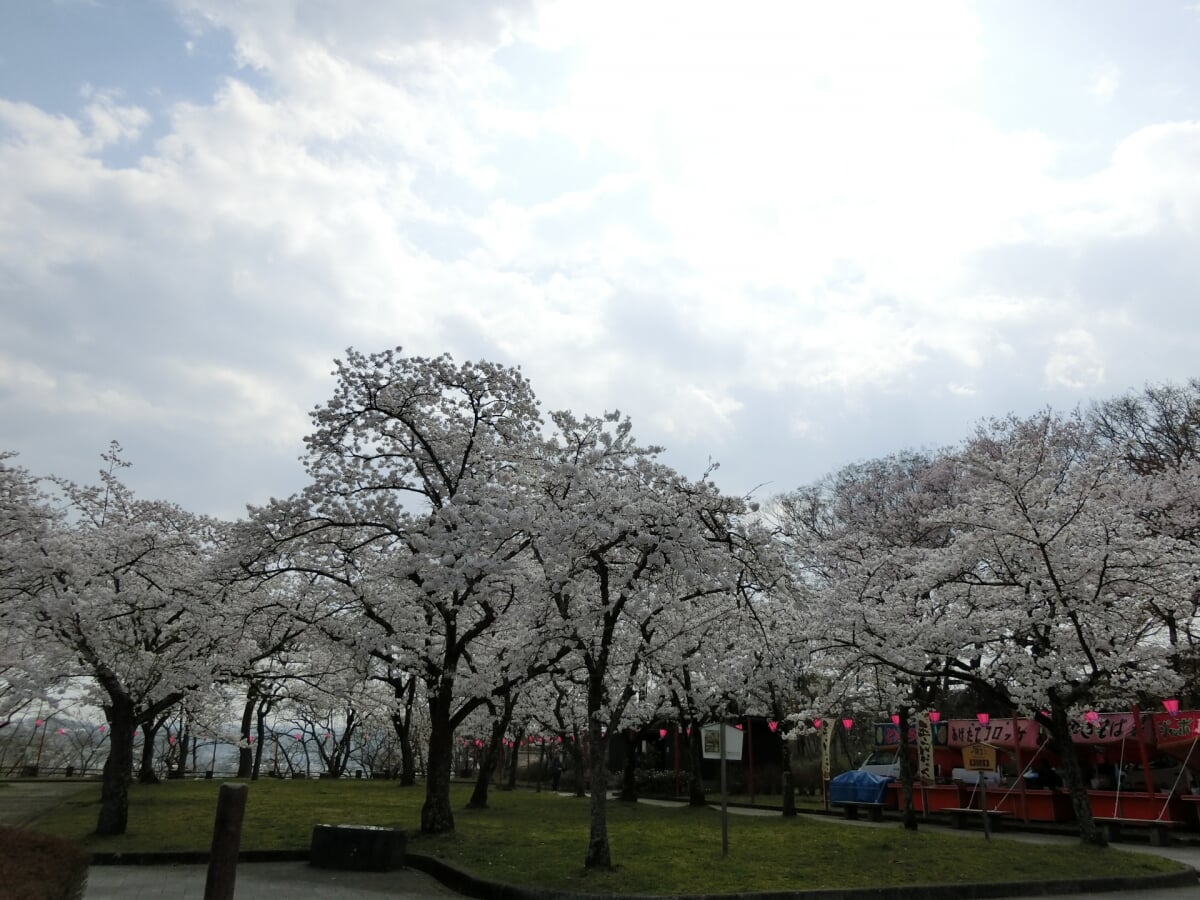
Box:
[404,854,1197,900]
[87,849,1198,899]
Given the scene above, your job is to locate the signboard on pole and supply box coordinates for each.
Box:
[963,742,997,771]
[702,724,744,760]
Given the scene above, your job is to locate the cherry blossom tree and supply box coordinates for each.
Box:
[2,444,229,834]
[1092,381,1200,700]
[532,411,762,869]
[931,411,1189,844]
[0,453,63,728]
[778,450,964,829]
[246,348,547,833]
[780,412,1192,845]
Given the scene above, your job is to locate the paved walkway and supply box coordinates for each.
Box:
[83,861,461,898]
[1,782,465,898]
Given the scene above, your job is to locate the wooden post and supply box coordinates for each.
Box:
[1134,703,1154,812]
[1013,711,1028,824]
[719,723,729,857]
[979,775,991,840]
[673,725,681,797]
[747,719,755,805]
[204,783,248,900]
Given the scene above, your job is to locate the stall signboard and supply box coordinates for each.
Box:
[1150,712,1200,747]
[947,718,1041,749]
[872,721,949,748]
[962,742,997,771]
[1068,712,1136,744]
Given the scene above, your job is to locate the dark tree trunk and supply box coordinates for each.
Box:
[781,722,796,816]
[1049,697,1106,847]
[237,693,255,778]
[568,728,586,798]
[137,718,160,784]
[398,724,416,786]
[421,691,456,833]
[468,709,509,809]
[174,726,190,777]
[326,713,355,778]
[96,696,135,836]
[619,730,638,801]
[687,722,706,807]
[252,702,269,780]
[392,677,417,787]
[506,727,524,790]
[584,717,612,869]
[897,708,917,831]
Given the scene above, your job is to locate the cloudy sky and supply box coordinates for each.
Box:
[2,1,1199,518]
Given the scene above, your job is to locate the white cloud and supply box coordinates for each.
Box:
[1044,330,1104,390]
[3,0,1200,513]
[1091,62,1120,104]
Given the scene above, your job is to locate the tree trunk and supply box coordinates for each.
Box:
[619,730,638,801]
[468,712,508,809]
[897,708,917,831]
[506,728,524,790]
[174,726,190,777]
[398,726,416,785]
[1049,698,1106,847]
[237,693,255,778]
[781,725,796,817]
[252,703,269,780]
[96,696,135,836]
[568,728,586,798]
[687,722,706,807]
[584,718,612,869]
[137,718,160,784]
[392,678,417,787]
[421,693,456,833]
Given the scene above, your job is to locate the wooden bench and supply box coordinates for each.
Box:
[1093,817,1182,847]
[831,801,886,822]
[942,807,1011,831]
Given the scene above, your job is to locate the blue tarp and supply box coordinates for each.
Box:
[829,769,891,805]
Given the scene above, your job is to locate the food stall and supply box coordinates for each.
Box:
[1142,708,1200,826]
[945,717,1076,823]
[872,706,1200,832]
[875,719,977,813]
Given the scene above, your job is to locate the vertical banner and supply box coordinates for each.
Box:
[820,721,833,812]
[916,713,935,786]
[820,722,832,783]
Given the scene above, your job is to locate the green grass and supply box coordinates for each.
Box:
[26,780,1187,895]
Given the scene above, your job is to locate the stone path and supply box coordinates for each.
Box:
[83,861,461,899]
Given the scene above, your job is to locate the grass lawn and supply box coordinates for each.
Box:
[26,780,1187,896]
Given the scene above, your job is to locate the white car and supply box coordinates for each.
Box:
[858,749,901,779]
[952,767,1002,786]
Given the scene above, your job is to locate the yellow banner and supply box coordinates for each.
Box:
[916,713,935,785]
[820,721,832,782]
